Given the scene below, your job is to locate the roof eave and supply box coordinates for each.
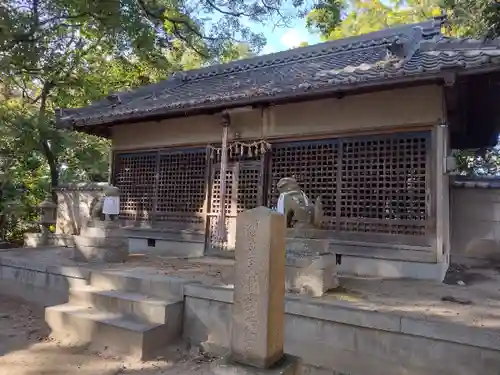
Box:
[59,65,500,136]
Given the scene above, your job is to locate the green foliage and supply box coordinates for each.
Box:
[305,0,500,177]
[306,0,344,37]
[306,0,500,41]
[453,147,500,177]
[307,0,442,41]
[0,0,309,242]
[441,0,500,39]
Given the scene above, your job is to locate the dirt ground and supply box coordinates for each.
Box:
[0,294,219,375]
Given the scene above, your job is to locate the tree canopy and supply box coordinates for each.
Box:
[0,0,325,242]
[2,0,500,242]
[306,0,500,40]
[442,0,500,38]
[306,0,500,177]
[306,0,442,41]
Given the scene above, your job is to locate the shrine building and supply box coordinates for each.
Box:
[56,17,500,280]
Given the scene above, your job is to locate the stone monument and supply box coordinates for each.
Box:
[210,206,301,375]
[276,177,338,297]
[73,185,128,262]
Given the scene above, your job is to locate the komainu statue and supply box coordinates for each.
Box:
[90,196,105,220]
[276,177,324,229]
[89,185,120,222]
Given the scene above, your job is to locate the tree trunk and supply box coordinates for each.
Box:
[41,139,59,203]
[38,82,58,204]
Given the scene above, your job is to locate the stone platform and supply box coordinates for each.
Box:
[1,247,500,375]
[73,221,128,263]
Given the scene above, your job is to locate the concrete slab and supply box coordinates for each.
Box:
[0,255,48,272]
[400,316,500,351]
[285,297,402,333]
[209,355,302,375]
[184,283,234,303]
[90,270,195,300]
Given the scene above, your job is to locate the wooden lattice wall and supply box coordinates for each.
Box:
[269,132,430,240]
[113,131,431,244]
[112,152,157,221]
[113,148,207,228]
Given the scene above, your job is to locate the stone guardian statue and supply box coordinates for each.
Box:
[276,177,324,229]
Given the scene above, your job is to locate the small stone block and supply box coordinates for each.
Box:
[286,255,338,297]
[231,206,286,369]
[211,355,302,375]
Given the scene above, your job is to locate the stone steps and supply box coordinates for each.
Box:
[90,270,187,300]
[45,303,175,359]
[45,270,188,359]
[69,285,182,325]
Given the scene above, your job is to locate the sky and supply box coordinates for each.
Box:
[255,18,321,54]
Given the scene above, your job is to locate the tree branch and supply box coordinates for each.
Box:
[135,0,220,53]
[204,0,252,17]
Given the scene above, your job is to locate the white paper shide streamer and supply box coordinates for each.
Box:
[102,196,120,215]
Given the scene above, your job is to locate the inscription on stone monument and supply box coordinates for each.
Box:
[230,206,286,369]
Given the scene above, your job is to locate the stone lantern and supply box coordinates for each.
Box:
[38,195,57,245]
[39,196,57,224]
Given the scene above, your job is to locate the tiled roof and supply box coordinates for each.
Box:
[57,18,500,128]
[452,176,500,189]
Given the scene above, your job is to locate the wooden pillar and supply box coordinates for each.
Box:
[107,149,113,185]
[217,113,230,242]
[435,123,450,264]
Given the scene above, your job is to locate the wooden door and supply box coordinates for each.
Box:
[205,161,264,256]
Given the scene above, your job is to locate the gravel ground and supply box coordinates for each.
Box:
[0,294,219,375]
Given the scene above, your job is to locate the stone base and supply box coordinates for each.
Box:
[286,255,338,297]
[73,222,128,263]
[209,355,302,375]
[338,254,449,282]
[286,238,329,258]
[285,237,337,297]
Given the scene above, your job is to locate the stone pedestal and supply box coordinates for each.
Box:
[286,255,338,297]
[73,221,128,263]
[285,238,338,297]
